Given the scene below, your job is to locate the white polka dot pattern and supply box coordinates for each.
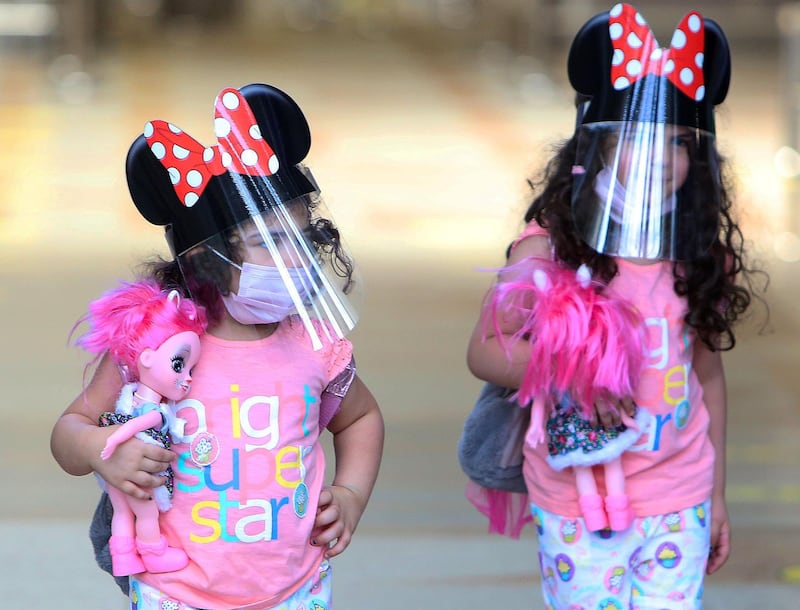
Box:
[608,3,705,101]
[143,88,280,208]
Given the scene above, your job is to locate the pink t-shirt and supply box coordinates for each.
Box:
[517,222,715,518]
[141,317,353,609]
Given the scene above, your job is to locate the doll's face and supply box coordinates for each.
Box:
[603,123,692,199]
[137,330,202,401]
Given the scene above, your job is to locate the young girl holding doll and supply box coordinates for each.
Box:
[52,83,384,610]
[467,4,761,608]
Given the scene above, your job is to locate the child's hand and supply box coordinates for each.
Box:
[706,497,731,574]
[310,485,365,559]
[589,396,637,428]
[91,427,175,500]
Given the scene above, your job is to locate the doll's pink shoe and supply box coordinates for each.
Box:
[136,536,189,573]
[605,494,635,531]
[109,535,145,576]
[578,494,609,531]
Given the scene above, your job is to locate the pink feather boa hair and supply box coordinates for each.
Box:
[484,257,645,415]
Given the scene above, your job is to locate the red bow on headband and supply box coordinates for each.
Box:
[144,88,280,207]
[609,3,705,102]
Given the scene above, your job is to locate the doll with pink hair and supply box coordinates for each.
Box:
[486,258,651,531]
[74,279,207,576]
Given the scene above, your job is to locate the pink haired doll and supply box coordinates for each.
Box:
[487,258,651,531]
[74,279,207,576]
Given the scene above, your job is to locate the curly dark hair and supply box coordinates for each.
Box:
[524,131,764,351]
[138,196,356,327]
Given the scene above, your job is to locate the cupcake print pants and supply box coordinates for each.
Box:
[532,501,711,609]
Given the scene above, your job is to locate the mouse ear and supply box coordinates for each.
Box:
[702,18,731,106]
[126,133,184,228]
[240,83,311,167]
[568,11,614,98]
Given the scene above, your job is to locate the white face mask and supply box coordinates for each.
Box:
[221,260,311,325]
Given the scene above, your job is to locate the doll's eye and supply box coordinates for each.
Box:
[171,356,186,373]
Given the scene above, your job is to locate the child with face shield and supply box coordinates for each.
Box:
[466,4,764,608]
[51,84,384,610]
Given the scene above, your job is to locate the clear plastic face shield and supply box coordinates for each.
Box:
[176,189,361,351]
[572,120,720,260]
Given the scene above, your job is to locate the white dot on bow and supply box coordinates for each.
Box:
[695,85,706,101]
[671,29,687,50]
[612,49,625,66]
[688,14,702,33]
[626,59,643,77]
[249,124,262,140]
[609,3,623,18]
[634,12,646,26]
[663,59,675,74]
[221,151,232,168]
[609,22,623,40]
[150,141,166,160]
[650,48,663,62]
[143,122,154,138]
[214,117,232,138]
[695,52,704,69]
[680,67,694,86]
[614,76,631,90]
[167,167,180,186]
[173,144,190,160]
[203,147,215,163]
[186,169,203,188]
[268,155,279,174]
[241,149,259,166]
[222,91,240,110]
[627,32,643,49]
[168,123,182,134]
[185,192,199,207]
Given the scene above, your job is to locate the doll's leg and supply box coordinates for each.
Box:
[106,486,146,576]
[603,458,635,531]
[574,466,608,531]
[128,495,189,573]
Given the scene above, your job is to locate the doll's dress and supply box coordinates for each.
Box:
[545,396,653,472]
[98,383,184,511]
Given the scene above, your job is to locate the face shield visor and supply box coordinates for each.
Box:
[567,3,731,261]
[572,121,720,260]
[127,84,360,350]
[175,189,360,351]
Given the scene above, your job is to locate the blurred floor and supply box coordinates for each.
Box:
[1,5,799,609]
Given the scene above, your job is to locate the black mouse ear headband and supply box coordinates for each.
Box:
[126,83,315,255]
[568,3,730,132]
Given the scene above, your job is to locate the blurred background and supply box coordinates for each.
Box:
[1,0,798,608]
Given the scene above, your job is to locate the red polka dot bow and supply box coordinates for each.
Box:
[609,3,705,102]
[144,88,280,207]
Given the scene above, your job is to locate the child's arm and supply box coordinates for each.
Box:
[311,374,384,558]
[466,234,550,388]
[50,354,176,500]
[693,342,730,574]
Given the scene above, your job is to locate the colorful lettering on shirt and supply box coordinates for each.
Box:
[175,384,317,544]
[630,314,693,452]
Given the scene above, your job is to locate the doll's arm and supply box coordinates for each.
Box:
[525,395,548,448]
[693,342,731,574]
[101,409,165,460]
[312,375,384,559]
[50,354,176,500]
